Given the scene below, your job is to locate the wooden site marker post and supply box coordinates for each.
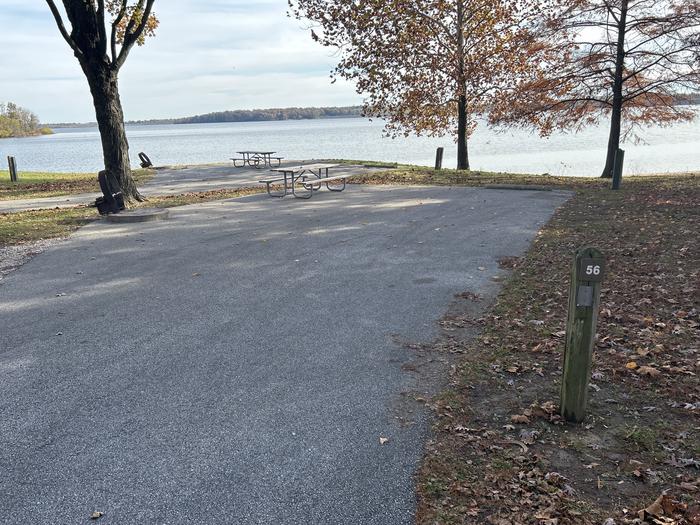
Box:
[8,156,18,182]
[560,247,606,423]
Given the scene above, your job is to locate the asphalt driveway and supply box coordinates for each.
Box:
[0,185,569,524]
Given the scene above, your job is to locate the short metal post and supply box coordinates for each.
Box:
[611,148,624,190]
[8,156,18,182]
[434,147,444,170]
[560,247,606,423]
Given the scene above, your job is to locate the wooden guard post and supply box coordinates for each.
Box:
[8,156,18,182]
[612,148,624,190]
[560,247,606,423]
[435,147,444,170]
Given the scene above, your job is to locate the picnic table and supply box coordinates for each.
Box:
[231,151,283,169]
[259,163,349,199]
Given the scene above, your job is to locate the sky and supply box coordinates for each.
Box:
[0,1,360,123]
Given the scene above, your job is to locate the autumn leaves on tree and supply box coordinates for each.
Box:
[290,0,555,170]
[46,1,158,202]
[291,0,700,175]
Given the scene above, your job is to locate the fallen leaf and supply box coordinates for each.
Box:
[626,361,639,370]
[510,415,530,424]
[637,366,661,377]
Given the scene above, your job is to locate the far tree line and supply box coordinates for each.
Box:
[41,0,700,203]
[0,102,52,139]
[47,106,364,128]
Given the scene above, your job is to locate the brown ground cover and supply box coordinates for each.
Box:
[412,174,699,524]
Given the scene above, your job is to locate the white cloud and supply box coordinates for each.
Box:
[0,0,360,122]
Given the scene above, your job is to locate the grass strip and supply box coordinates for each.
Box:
[0,187,263,247]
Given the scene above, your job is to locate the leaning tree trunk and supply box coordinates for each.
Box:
[84,63,142,202]
[457,94,470,170]
[601,0,628,179]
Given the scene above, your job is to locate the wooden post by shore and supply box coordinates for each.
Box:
[612,148,624,190]
[435,147,444,170]
[8,156,18,182]
[561,247,606,423]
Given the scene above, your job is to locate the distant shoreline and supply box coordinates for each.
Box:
[45,105,364,129]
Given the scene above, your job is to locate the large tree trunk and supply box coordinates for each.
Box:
[601,0,628,179]
[455,2,469,171]
[84,63,142,202]
[457,94,470,170]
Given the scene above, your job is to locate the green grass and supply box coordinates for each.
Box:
[0,169,154,200]
[0,207,98,245]
[621,425,658,453]
[0,171,94,183]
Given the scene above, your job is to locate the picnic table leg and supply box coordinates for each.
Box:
[301,170,322,192]
[325,168,346,192]
[265,181,286,198]
[292,172,313,199]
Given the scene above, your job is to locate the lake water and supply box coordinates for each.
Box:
[1,115,698,176]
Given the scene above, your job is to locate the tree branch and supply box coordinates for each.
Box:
[45,0,83,58]
[96,0,108,58]
[114,0,155,70]
[111,0,129,63]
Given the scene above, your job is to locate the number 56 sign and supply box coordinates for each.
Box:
[578,257,605,283]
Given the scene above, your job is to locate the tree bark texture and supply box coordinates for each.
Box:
[602,0,628,179]
[457,94,470,170]
[83,64,140,200]
[47,0,150,203]
[455,2,470,171]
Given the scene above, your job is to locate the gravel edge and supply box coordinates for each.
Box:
[0,239,63,281]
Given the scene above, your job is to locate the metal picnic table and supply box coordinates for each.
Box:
[259,163,347,199]
[231,151,283,169]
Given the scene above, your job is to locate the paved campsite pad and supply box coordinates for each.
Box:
[0,186,569,524]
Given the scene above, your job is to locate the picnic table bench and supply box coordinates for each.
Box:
[231,151,284,169]
[259,163,349,199]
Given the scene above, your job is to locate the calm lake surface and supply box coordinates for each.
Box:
[1,114,698,176]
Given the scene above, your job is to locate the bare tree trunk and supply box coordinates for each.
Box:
[601,0,628,179]
[455,2,469,171]
[457,94,470,170]
[84,64,142,201]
